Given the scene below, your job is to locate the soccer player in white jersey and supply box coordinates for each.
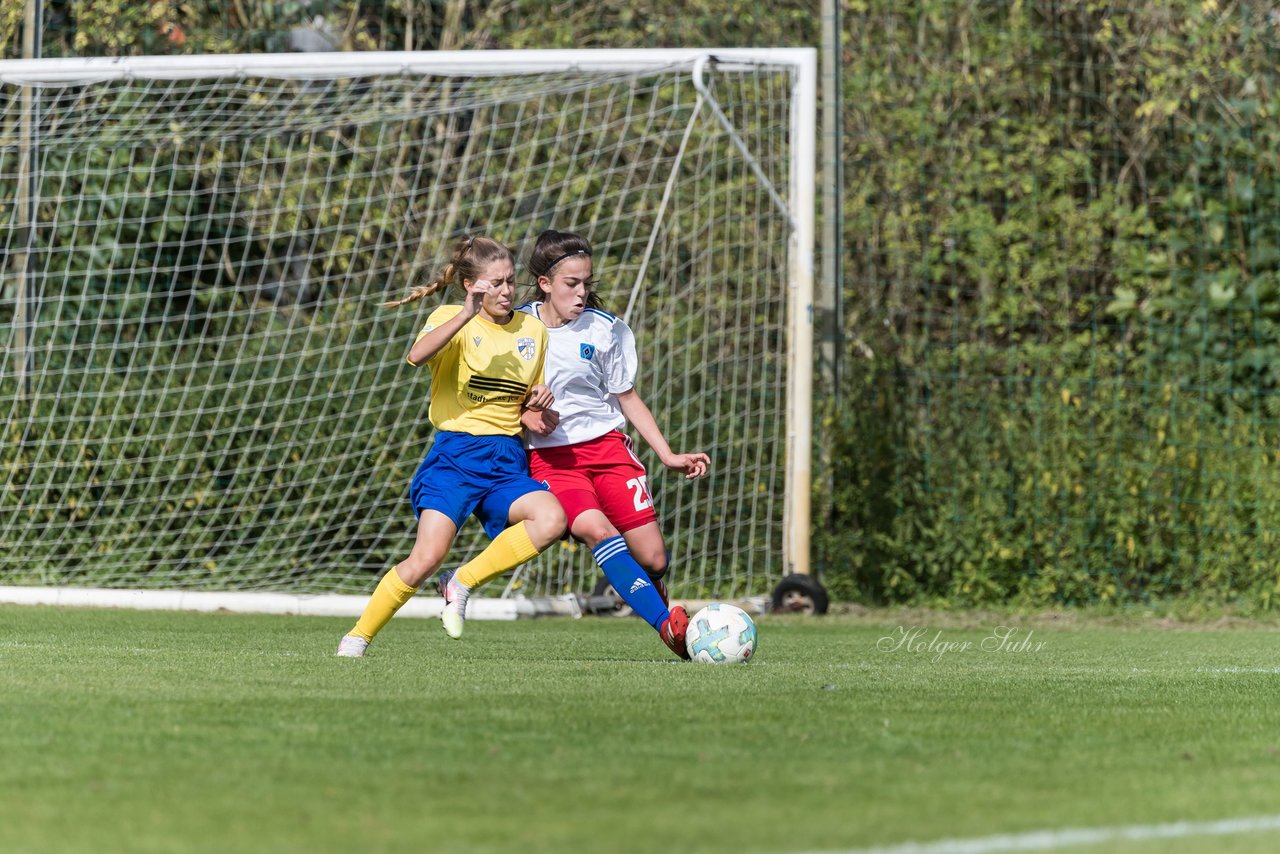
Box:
[335,236,566,657]
[515,229,710,660]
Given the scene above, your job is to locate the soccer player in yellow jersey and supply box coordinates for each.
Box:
[337,236,566,657]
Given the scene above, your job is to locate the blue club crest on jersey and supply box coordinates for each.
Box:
[580,343,596,360]
[517,337,536,361]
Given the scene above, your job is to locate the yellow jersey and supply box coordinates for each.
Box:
[413,305,547,436]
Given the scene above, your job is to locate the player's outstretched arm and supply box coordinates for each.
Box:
[406,279,493,366]
[616,388,710,480]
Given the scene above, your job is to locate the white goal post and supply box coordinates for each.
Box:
[0,48,815,617]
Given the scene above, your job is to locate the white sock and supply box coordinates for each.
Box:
[447,576,472,612]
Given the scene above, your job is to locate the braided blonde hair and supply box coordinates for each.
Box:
[383,235,514,308]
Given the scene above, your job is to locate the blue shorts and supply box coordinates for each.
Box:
[408,432,548,539]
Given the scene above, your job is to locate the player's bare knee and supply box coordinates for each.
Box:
[572,520,614,548]
[398,551,445,588]
[640,551,668,576]
[395,562,428,588]
[529,504,567,548]
[548,502,567,537]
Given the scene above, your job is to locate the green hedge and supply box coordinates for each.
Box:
[817,344,1280,608]
[814,2,1280,607]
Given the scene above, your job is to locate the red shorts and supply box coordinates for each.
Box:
[528,430,658,534]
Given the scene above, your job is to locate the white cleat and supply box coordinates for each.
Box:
[336,634,370,657]
[441,575,470,640]
[442,605,465,639]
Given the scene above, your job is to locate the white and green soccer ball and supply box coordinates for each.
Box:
[686,604,758,664]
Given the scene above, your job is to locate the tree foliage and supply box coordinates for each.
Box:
[819,1,1280,608]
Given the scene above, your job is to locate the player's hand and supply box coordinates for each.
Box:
[663,451,710,480]
[463,278,493,316]
[524,384,554,411]
[521,407,560,436]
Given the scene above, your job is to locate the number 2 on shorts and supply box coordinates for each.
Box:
[626,476,653,511]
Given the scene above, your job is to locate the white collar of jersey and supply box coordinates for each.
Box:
[532,300,580,331]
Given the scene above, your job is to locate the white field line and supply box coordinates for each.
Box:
[1195,667,1280,673]
[803,815,1280,854]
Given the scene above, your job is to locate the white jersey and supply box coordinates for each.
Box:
[517,302,637,449]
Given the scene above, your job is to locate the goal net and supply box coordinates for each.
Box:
[0,50,814,608]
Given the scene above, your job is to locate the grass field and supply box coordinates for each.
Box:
[4,605,1280,853]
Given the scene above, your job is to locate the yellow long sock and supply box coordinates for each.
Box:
[456,522,539,589]
[349,566,417,641]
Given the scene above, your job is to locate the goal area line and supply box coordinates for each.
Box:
[814,813,1280,854]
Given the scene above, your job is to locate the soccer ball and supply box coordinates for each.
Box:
[686,603,758,664]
